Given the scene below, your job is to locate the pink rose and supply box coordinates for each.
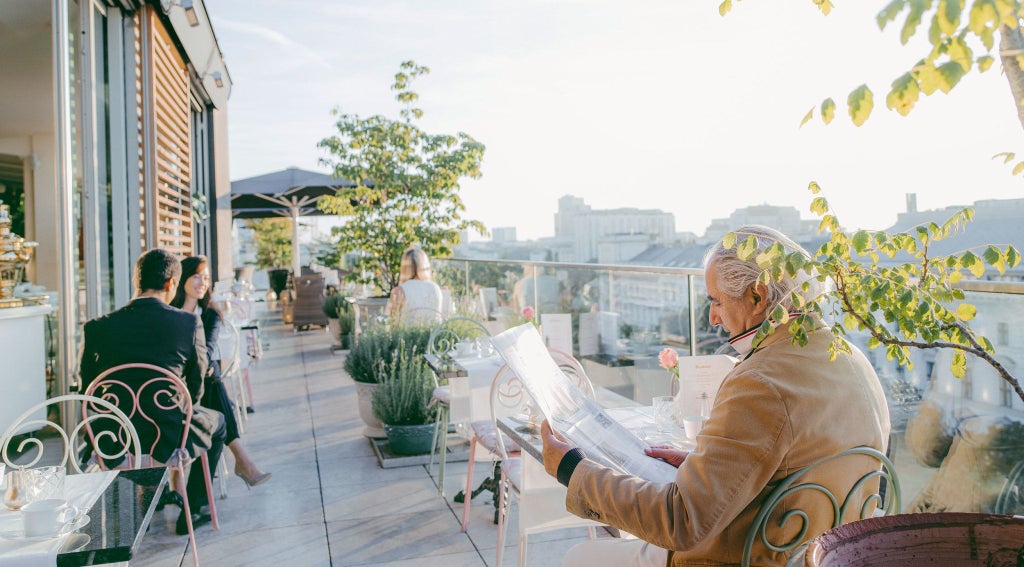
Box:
[658,347,679,371]
[522,306,535,319]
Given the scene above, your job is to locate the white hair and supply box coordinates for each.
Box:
[703,224,825,312]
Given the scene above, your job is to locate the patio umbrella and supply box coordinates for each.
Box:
[230,167,355,276]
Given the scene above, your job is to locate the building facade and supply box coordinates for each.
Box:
[0,0,233,398]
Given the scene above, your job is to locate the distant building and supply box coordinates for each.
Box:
[491,227,517,243]
[554,195,675,263]
[701,204,819,245]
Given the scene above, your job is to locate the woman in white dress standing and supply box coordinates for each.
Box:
[387,247,444,325]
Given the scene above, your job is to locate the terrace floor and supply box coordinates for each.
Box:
[133,306,602,567]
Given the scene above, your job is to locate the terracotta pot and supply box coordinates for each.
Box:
[801,513,1024,566]
[355,382,386,438]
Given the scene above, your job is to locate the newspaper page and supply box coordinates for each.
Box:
[491,323,678,483]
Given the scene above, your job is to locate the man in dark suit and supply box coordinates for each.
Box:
[80,248,226,536]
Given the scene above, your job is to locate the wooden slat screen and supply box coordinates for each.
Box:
[143,7,192,255]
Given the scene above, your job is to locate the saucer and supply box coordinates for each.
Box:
[0,514,90,541]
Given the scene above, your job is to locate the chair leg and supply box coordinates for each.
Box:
[177,466,200,566]
[199,454,220,531]
[518,532,528,567]
[496,469,510,567]
[437,405,449,497]
[218,458,229,500]
[242,367,256,411]
[236,369,250,424]
[460,438,477,532]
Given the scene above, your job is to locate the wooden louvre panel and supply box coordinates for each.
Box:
[143,7,193,256]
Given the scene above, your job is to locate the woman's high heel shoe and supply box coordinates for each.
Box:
[236,470,272,489]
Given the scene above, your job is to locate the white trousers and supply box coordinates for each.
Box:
[562,537,669,567]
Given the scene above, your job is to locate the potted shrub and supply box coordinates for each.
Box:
[371,341,438,455]
[244,218,292,299]
[323,293,355,350]
[344,324,433,438]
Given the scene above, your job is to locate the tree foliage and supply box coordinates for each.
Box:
[730,1,1024,135]
[722,183,1024,404]
[317,61,487,295]
[244,218,292,270]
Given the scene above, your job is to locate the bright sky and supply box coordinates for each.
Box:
[209,0,1023,241]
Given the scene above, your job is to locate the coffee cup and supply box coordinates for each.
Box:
[454,341,473,358]
[22,499,78,538]
[682,415,708,440]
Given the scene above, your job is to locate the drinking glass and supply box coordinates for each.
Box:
[652,396,676,434]
[30,466,66,501]
[3,469,30,510]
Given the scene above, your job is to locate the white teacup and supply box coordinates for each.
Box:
[22,499,78,538]
[682,415,708,440]
[454,341,474,358]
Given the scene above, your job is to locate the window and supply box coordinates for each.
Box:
[961,365,974,400]
[998,322,1009,347]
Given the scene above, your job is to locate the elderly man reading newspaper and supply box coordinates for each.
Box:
[539,225,890,567]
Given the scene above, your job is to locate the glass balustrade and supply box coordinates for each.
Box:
[434,257,1024,516]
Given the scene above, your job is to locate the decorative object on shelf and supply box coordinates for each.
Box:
[0,201,38,309]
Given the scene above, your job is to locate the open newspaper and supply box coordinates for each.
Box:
[491,323,678,483]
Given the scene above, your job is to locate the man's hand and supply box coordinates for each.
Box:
[540,420,573,478]
[644,445,689,468]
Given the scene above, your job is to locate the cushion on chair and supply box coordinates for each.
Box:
[431,385,451,405]
[470,420,520,454]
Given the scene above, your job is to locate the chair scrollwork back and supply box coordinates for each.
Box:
[0,394,142,474]
[741,445,901,567]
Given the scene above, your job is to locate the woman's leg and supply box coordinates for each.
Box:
[227,438,266,478]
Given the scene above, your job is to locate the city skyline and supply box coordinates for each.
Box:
[210,1,1024,240]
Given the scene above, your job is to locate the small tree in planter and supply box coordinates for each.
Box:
[245,218,293,297]
[317,60,487,297]
[371,341,438,455]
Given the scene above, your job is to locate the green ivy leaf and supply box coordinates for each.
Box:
[977,55,994,72]
[800,106,815,127]
[915,62,942,95]
[947,37,973,70]
[737,236,758,261]
[719,0,733,16]
[877,0,907,30]
[886,72,921,116]
[852,230,872,254]
[937,0,963,36]
[814,0,834,16]
[723,231,737,249]
[901,0,926,44]
[936,61,966,93]
[810,196,829,215]
[956,302,977,321]
[1013,161,1024,176]
[821,98,836,125]
[848,85,874,126]
[951,351,967,378]
[1006,246,1021,268]
[993,151,1016,164]
[808,181,823,195]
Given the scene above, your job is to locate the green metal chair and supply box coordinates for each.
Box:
[994,457,1024,515]
[741,445,901,567]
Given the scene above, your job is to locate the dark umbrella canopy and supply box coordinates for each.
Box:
[230,167,355,274]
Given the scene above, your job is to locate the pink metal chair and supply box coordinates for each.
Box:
[84,363,219,566]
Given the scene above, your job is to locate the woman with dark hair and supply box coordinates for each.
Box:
[172,255,271,488]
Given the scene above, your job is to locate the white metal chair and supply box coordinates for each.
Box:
[426,316,492,497]
[0,394,142,474]
[85,363,220,566]
[461,349,600,566]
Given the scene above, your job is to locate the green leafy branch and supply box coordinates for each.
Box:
[722,181,1024,404]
